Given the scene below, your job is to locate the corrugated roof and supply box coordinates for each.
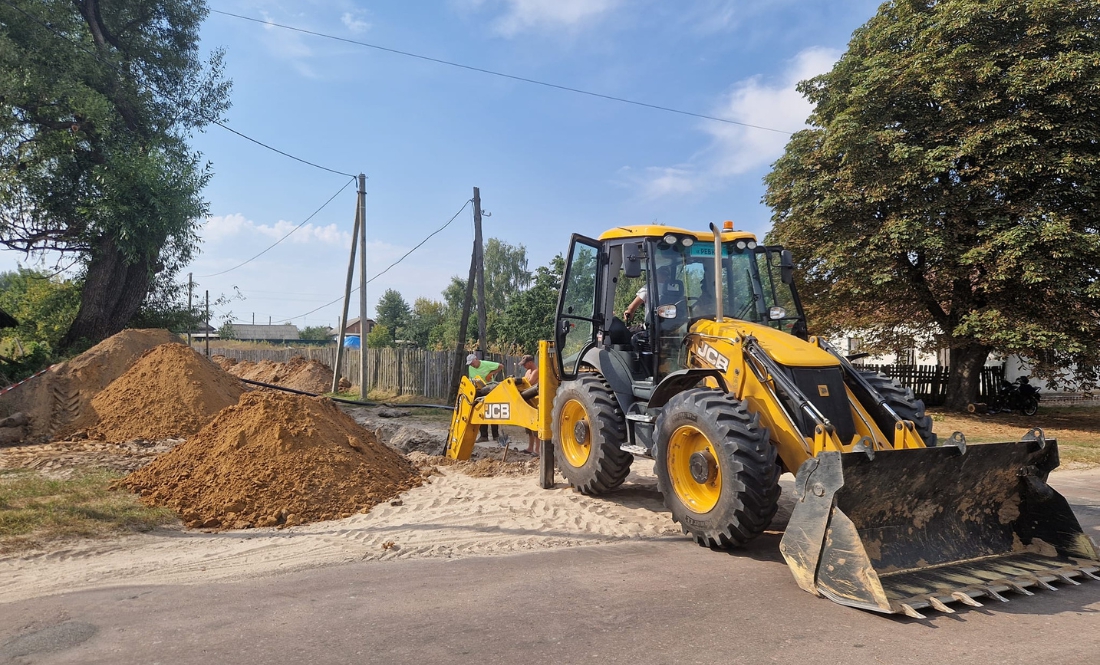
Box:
[229,324,300,340]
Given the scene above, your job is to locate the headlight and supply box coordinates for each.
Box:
[663,234,678,244]
[747,241,757,249]
[681,237,694,247]
[735,240,747,250]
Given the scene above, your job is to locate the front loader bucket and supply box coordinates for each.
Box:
[780,434,1100,618]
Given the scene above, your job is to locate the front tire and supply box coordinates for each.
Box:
[551,374,632,495]
[1021,396,1039,417]
[654,389,780,548]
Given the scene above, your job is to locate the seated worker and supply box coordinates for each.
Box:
[467,353,503,442]
[520,354,539,455]
[622,265,684,323]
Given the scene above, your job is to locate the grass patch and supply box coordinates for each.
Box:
[0,468,177,555]
[929,405,1100,468]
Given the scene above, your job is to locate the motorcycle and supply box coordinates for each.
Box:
[990,375,1041,416]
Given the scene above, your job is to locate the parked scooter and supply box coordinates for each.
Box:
[991,375,1041,416]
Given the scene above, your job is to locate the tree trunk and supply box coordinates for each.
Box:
[59,237,155,351]
[944,342,992,411]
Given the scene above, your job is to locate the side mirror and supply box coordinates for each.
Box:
[623,245,643,278]
[780,249,794,285]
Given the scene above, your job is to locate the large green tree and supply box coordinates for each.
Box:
[0,0,230,351]
[374,288,410,344]
[497,255,563,354]
[764,0,1100,409]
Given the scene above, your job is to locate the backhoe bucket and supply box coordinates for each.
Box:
[780,435,1100,617]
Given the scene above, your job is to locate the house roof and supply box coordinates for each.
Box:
[229,324,300,340]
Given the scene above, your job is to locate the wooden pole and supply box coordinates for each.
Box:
[448,199,479,399]
[186,273,193,347]
[473,187,487,356]
[204,290,210,358]
[357,174,368,399]
[332,202,362,393]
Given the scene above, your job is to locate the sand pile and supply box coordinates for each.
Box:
[116,391,423,529]
[216,355,336,394]
[87,343,244,442]
[0,329,181,442]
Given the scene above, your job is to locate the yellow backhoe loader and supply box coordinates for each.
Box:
[447,222,1100,618]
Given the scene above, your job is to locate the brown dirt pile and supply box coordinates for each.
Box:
[217,355,336,394]
[88,343,244,442]
[116,391,423,529]
[0,329,181,442]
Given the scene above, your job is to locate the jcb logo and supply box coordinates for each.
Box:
[483,403,510,420]
[694,342,730,372]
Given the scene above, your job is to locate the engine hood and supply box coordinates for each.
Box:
[690,319,838,368]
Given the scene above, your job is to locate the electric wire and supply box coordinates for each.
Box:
[197,176,356,278]
[283,199,473,322]
[210,9,796,135]
[1,0,356,178]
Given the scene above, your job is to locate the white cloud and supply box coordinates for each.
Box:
[341,11,371,33]
[203,214,351,246]
[464,0,622,37]
[634,46,840,199]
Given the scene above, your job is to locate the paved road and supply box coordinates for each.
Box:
[2,471,1099,665]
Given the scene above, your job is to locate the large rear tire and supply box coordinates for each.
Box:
[857,370,938,447]
[654,389,780,548]
[551,374,632,495]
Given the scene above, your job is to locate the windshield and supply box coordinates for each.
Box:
[651,239,801,332]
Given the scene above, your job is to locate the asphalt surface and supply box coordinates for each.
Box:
[2,471,1099,665]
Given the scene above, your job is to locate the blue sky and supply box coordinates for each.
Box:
[2,0,884,329]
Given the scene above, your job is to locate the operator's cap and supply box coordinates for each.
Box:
[520,354,534,364]
[466,353,478,364]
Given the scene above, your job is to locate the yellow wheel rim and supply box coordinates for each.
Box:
[558,399,592,468]
[667,425,722,513]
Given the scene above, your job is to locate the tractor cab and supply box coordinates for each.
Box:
[555,223,807,387]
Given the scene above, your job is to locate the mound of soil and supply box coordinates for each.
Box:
[117,391,423,529]
[221,356,336,394]
[0,329,182,442]
[87,344,244,442]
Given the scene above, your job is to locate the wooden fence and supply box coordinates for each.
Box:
[201,345,524,400]
[857,363,1005,406]
[202,345,1000,406]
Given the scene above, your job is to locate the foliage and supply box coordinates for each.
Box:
[0,0,231,349]
[366,323,393,349]
[764,0,1100,408]
[483,238,531,338]
[128,272,198,332]
[374,289,410,344]
[0,268,80,348]
[300,325,332,341]
[216,321,236,340]
[406,297,446,349]
[497,255,564,354]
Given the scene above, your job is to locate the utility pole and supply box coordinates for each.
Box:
[449,191,479,399]
[473,187,487,357]
[204,290,210,358]
[332,203,362,393]
[357,173,368,400]
[186,273,193,347]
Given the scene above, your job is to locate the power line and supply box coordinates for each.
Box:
[1,0,356,178]
[283,199,473,321]
[198,176,356,278]
[211,121,357,178]
[211,9,796,136]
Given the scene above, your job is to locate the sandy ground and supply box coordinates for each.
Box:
[0,459,709,605]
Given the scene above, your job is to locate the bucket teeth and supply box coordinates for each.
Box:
[927,597,955,613]
[1035,578,1058,592]
[982,587,1009,603]
[951,592,983,608]
[1057,573,1082,586]
[1082,569,1100,581]
[1008,582,1035,596]
[900,604,926,620]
